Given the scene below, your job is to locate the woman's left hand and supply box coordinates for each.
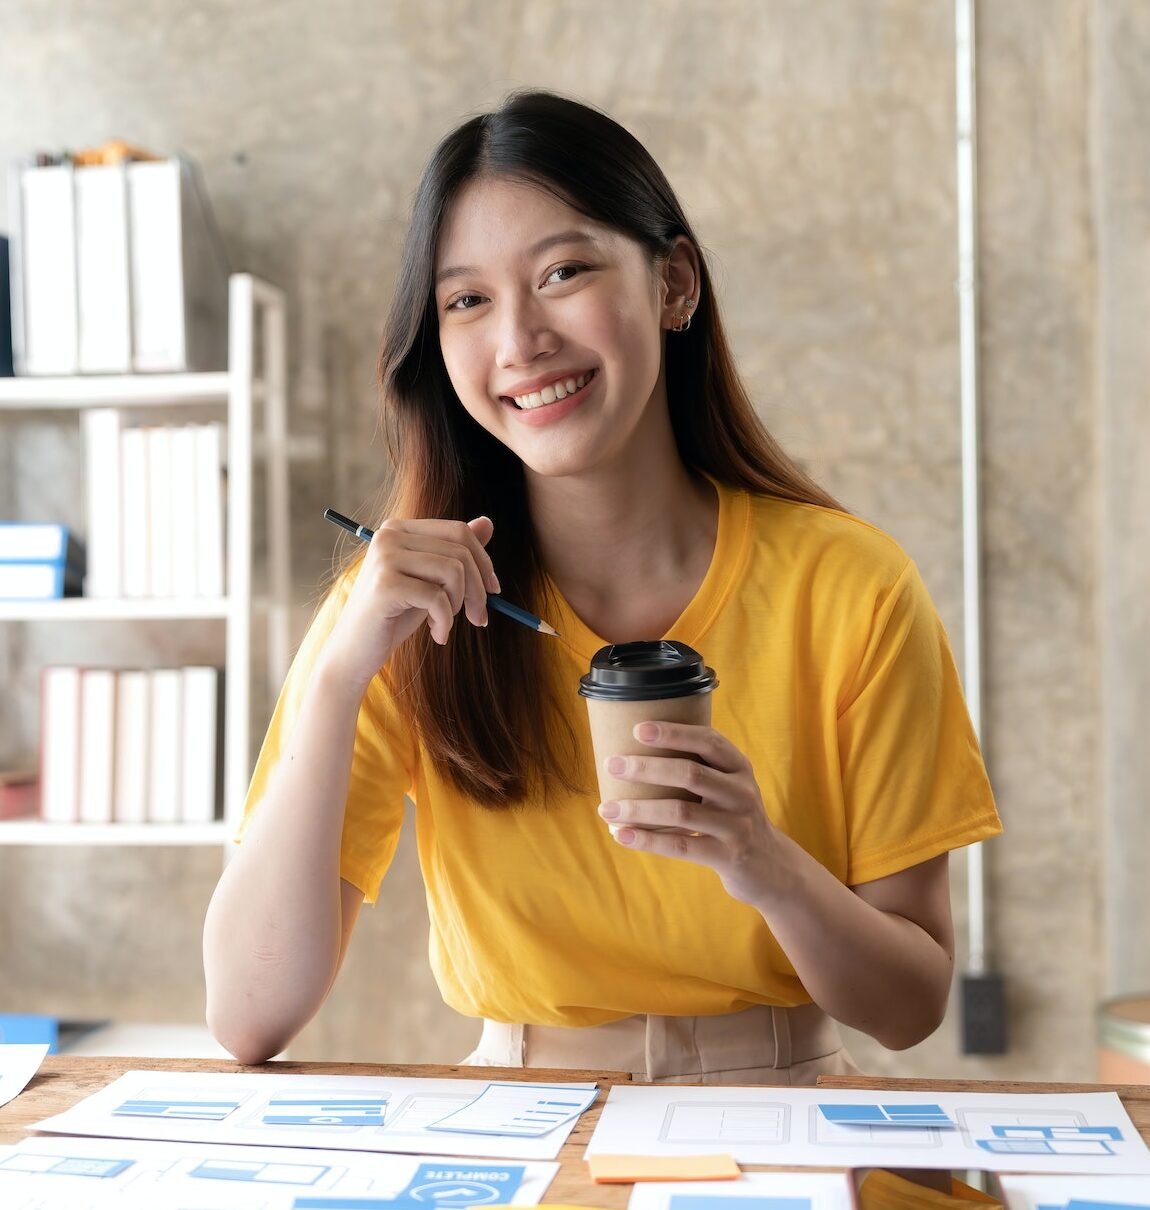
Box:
[597,721,785,907]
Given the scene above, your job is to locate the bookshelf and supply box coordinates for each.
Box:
[0,273,291,846]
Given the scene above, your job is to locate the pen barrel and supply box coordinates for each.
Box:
[487,594,539,630]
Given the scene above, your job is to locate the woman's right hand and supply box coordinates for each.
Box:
[322,515,500,691]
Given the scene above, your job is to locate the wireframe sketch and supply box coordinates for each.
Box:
[817,1102,955,1128]
[384,1093,477,1133]
[260,1092,389,1128]
[976,1125,1123,1157]
[953,1106,1122,1157]
[658,1101,791,1145]
[0,1152,135,1178]
[113,1085,249,1122]
[808,1105,942,1149]
[187,1157,333,1184]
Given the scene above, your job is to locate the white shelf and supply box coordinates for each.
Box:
[0,274,293,849]
[0,372,232,408]
[0,597,232,621]
[0,821,231,846]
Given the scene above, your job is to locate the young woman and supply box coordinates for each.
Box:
[203,90,1001,1083]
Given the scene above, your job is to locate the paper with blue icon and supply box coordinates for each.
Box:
[0,1135,556,1209]
[30,1070,597,1160]
[587,1087,1150,1173]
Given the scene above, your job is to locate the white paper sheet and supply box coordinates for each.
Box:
[997,1172,1150,1210]
[0,1043,49,1109]
[0,1134,558,1210]
[31,1070,596,1160]
[586,1086,1150,1174]
[426,1082,599,1137]
[627,1170,856,1210]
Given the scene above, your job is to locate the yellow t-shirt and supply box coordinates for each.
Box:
[241,483,1001,1027]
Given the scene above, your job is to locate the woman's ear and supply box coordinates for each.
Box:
[660,236,702,331]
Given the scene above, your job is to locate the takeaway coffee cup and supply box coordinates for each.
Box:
[578,640,718,818]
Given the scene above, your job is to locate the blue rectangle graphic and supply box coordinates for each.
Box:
[114,1098,240,1121]
[262,1095,388,1127]
[191,1158,329,1185]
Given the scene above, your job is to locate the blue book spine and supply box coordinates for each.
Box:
[0,560,82,600]
[0,522,85,570]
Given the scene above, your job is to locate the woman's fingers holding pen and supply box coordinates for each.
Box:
[367,519,498,637]
[325,514,501,684]
[325,518,500,683]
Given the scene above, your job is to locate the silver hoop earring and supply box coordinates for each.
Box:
[671,310,692,333]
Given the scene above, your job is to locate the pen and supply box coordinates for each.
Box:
[323,508,560,637]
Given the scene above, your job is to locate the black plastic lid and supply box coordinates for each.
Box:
[578,640,718,702]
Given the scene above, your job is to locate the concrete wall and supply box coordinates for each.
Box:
[2,0,1147,1080]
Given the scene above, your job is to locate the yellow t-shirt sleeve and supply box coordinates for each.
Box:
[836,558,1001,886]
[236,573,416,904]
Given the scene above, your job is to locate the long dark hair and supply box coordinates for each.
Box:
[361,90,840,806]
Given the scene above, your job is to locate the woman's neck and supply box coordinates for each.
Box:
[526,457,719,642]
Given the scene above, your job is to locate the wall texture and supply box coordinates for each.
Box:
[1,0,1147,1081]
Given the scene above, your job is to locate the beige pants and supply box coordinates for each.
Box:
[461,1002,859,1085]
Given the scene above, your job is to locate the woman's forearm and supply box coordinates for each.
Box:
[202,656,367,1063]
[754,837,954,1049]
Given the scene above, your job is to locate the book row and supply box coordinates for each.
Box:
[38,665,224,826]
[83,410,225,599]
[0,414,225,601]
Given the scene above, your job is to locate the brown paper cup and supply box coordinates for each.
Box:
[579,640,718,833]
[586,690,713,805]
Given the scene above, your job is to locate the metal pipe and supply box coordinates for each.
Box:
[955,0,989,975]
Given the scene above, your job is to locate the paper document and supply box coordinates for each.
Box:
[587,1087,1150,1174]
[997,1173,1150,1210]
[627,1170,856,1210]
[0,1134,559,1210]
[426,1082,598,1137]
[31,1070,596,1160]
[0,1043,48,1109]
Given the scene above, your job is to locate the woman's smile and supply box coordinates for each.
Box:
[504,368,596,410]
[501,369,598,425]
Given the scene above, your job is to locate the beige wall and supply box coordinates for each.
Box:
[2,1,1148,1081]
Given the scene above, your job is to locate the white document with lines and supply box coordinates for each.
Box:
[585,1086,1150,1173]
[0,1134,558,1210]
[30,1070,596,1160]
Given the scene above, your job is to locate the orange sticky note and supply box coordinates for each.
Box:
[588,1153,741,1183]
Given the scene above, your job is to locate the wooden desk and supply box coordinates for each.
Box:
[4,1058,1150,1207]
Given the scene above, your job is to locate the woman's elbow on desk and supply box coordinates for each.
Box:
[206,1006,292,1067]
[203,946,318,1064]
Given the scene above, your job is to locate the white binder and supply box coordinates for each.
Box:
[127,158,229,372]
[10,163,78,375]
[75,163,132,373]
